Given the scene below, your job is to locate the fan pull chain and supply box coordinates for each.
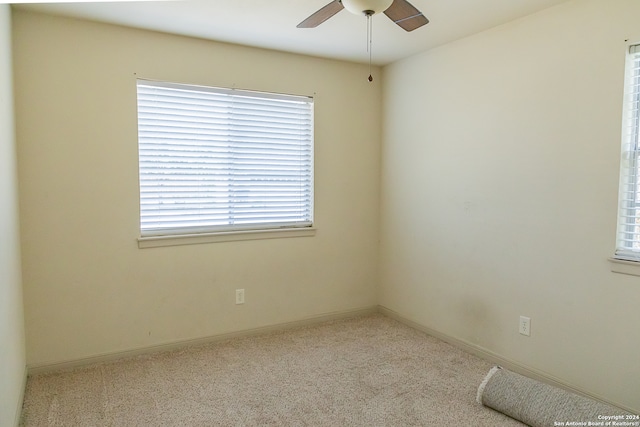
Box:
[367,11,373,82]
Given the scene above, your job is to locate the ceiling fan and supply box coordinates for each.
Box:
[297,0,429,32]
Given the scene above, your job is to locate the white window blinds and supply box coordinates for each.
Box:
[136,80,314,237]
[616,45,640,260]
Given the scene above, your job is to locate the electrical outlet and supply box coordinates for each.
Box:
[235,289,245,305]
[519,316,531,336]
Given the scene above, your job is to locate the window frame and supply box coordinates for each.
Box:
[613,44,640,272]
[135,79,315,247]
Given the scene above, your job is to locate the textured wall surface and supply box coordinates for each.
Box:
[13,10,381,367]
[0,5,26,427]
[380,0,640,412]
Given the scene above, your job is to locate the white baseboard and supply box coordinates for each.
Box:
[26,305,635,414]
[14,364,27,427]
[27,306,378,375]
[378,305,637,414]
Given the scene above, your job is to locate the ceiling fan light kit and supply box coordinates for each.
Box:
[298,0,429,82]
[341,0,394,15]
[297,0,428,32]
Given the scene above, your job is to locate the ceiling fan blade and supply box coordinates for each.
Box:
[384,0,429,32]
[297,1,345,28]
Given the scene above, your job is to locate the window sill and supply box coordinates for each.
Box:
[609,257,640,277]
[138,227,316,249]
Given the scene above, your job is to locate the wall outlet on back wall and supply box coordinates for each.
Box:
[235,289,245,305]
[519,316,531,336]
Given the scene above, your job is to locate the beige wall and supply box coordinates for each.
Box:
[12,10,381,367]
[380,0,640,411]
[0,5,26,427]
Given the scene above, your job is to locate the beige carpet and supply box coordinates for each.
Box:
[21,314,525,426]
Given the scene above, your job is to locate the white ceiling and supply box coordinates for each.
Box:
[14,0,571,65]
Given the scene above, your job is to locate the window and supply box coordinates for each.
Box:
[615,44,640,261]
[136,80,314,240]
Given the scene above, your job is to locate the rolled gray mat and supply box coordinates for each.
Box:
[477,366,636,427]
